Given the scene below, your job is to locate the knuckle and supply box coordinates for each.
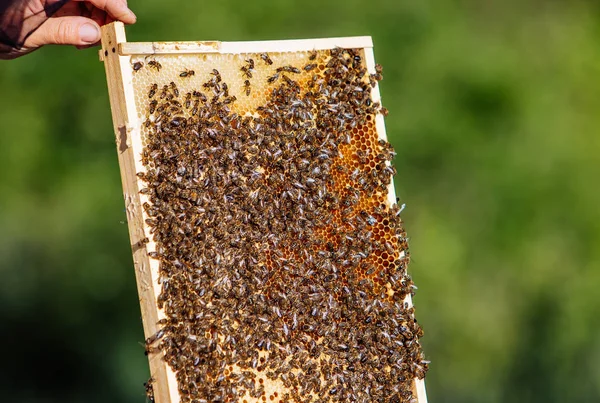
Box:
[55,20,76,43]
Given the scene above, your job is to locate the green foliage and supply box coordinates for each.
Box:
[1,1,599,402]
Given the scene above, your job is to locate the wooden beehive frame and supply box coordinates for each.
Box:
[100,21,427,403]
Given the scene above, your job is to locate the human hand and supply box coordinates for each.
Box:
[0,0,136,59]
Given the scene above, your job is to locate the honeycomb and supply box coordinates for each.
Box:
[128,46,427,403]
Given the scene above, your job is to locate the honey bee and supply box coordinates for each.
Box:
[283,75,297,87]
[147,60,162,71]
[223,96,237,105]
[303,63,317,72]
[149,100,157,114]
[210,68,221,82]
[145,329,164,345]
[276,65,301,74]
[170,81,179,97]
[193,91,207,103]
[267,73,279,83]
[180,69,195,78]
[144,377,155,403]
[241,66,252,79]
[260,53,273,65]
[244,80,251,96]
[309,50,317,60]
[246,58,255,70]
[352,54,362,66]
[132,61,143,72]
[148,83,157,99]
[160,85,168,99]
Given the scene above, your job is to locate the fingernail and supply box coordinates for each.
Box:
[79,23,100,44]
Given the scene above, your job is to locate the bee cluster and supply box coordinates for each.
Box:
[135,47,427,403]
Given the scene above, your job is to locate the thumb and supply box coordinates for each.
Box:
[26,16,101,48]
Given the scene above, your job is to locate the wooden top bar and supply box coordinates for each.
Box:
[117,36,374,56]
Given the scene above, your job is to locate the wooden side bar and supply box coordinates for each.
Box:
[100,22,177,403]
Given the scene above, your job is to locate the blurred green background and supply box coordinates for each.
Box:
[1,1,600,402]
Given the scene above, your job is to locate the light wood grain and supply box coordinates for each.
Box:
[100,22,176,403]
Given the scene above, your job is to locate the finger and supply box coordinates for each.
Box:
[56,4,110,27]
[90,6,109,26]
[78,2,94,18]
[76,42,100,50]
[26,16,101,47]
[73,0,136,24]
